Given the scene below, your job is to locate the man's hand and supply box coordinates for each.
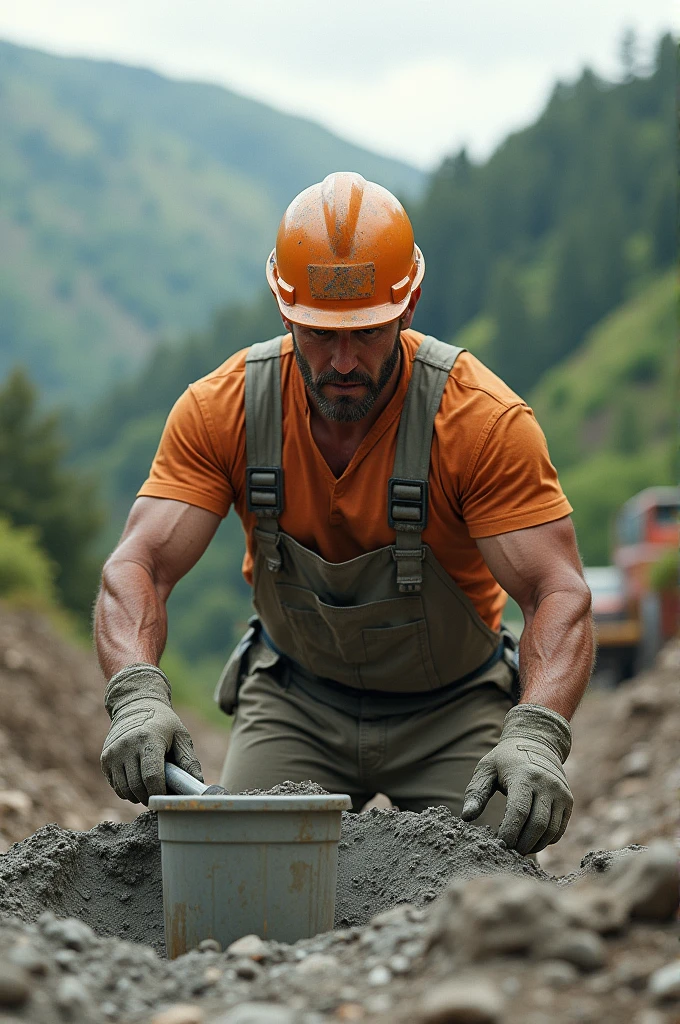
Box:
[101,663,203,805]
[461,704,573,856]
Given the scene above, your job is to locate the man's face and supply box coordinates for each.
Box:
[291,321,402,423]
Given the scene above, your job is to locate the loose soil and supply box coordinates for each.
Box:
[0,606,678,1022]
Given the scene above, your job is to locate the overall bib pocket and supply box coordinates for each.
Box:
[274,583,440,691]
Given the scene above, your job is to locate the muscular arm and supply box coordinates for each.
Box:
[477,515,594,720]
[94,497,221,678]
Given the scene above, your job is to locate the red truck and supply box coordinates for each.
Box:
[587,486,679,684]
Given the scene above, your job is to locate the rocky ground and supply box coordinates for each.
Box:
[0,605,678,1022]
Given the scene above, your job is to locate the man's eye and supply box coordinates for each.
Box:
[311,330,331,338]
[360,329,378,337]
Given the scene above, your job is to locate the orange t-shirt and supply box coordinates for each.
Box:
[138,330,572,630]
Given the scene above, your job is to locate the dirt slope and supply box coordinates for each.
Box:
[540,639,680,876]
[0,606,228,850]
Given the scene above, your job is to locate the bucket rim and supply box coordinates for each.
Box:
[149,793,352,813]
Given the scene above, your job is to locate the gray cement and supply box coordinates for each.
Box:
[0,787,550,956]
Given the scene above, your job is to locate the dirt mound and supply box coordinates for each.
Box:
[0,839,676,1023]
[0,607,130,849]
[0,606,230,851]
[540,639,680,876]
[0,803,553,956]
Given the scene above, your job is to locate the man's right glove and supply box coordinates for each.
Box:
[101,663,203,805]
[461,703,573,856]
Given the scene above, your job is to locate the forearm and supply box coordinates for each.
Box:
[518,588,594,719]
[94,557,169,679]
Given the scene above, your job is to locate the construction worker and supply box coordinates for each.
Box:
[95,172,594,856]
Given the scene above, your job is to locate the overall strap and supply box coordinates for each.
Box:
[245,337,284,571]
[389,336,465,592]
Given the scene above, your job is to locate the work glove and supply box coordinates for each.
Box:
[101,663,203,805]
[461,704,573,856]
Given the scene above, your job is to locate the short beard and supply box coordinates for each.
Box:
[292,327,402,423]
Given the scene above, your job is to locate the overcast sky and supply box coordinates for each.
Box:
[0,0,675,169]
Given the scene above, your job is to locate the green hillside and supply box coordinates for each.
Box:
[530,271,677,564]
[0,40,422,403]
[412,35,675,399]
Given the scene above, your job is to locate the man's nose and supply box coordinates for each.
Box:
[330,333,358,375]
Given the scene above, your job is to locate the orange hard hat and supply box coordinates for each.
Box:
[266,171,424,329]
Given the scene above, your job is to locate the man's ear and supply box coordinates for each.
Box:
[280,315,294,332]
[399,286,422,330]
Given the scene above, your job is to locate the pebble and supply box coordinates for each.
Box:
[366,965,391,986]
[42,917,96,951]
[227,935,269,960]
[539,929,606,972]
[364,993,392,1014]
[648,959,680,1002]
[388,953,411,974]
[55,977,88,1012]
[295,953,339,975]
[536,960,579,989]
[55,948,79,970]
[420,979,503,1023]
[233,958,262,981]
[213,1004,295,1023]
[635,1012,668,1024]
[619,747,651,777]
[7,944,48,975]
[198,938,222,953]
[0,962,30,1008]
[335,1003,365,1020]
[151,1006,204,1024]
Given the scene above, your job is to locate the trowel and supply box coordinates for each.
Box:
[164,761,229,796]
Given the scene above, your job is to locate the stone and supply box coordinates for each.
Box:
[55,948,79,970]
[565,843,679,932]
[0,962,30,1008]
[620,843,680,921]
[648,960,680,1002]
[234,958,263,980]
[619,747,652,777]
[420,979,503,1023]
[7,944,48,975]
[151,1007,204,1024]
[635,1012,668,1024]
[388,953,410,974]
[364,993,392,1014]
[227,934,269,960]
[42,917,96,950]
[55,977,88,1012]
[536,960,579,989]
[295,953,339,975]
[434,875,566,960]
[539,929,606,972]
[0,791,31,816]
[213,1005,295,1024]
[198,938,222,953]
[367,965,391,986]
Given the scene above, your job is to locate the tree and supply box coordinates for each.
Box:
[486,260,537,396]
[0,369,103,616]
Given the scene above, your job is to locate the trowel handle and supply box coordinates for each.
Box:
[164,761,207,796]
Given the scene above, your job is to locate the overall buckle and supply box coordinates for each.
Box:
[388,477,428,531]
[247,467,284,517]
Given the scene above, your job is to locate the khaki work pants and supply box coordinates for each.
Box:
[220,639,513,827]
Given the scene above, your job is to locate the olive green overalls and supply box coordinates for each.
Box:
[217,336,518,823]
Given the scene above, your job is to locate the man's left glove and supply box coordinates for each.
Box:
[461,704,573,856]
[101,663,203,805]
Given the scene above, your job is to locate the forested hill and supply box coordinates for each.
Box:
[414,33,675,399]
[74,35,675,465]
[0,40,422,402]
